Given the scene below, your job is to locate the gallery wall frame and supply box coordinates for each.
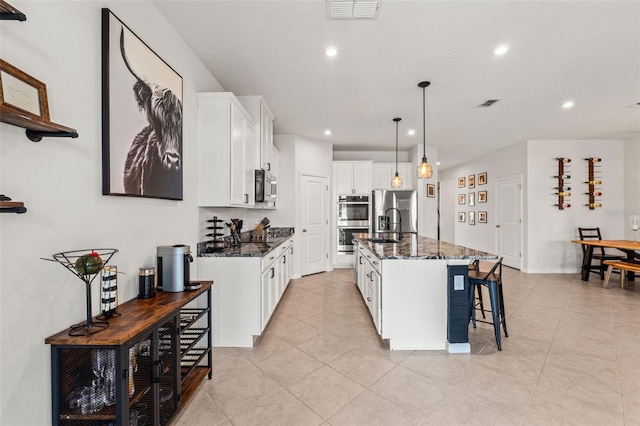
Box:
[469,211,476,225]
[478,191,487,203]
[102,8,184,200]
[458,177,466,188]
[478,172,487,185]
[478,211,487,223]
[458,212,466,222]
[468,192,475,206]
[427,184,435,198]
[458,194,466,205]
[468,174,475,189]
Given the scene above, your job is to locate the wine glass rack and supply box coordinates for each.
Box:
[585,158,602,210]
[554,158,571,210]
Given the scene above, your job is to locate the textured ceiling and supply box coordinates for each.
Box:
[153,0,640,167]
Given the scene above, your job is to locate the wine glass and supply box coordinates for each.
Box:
[90,349,106,382]
[630,214,640,242]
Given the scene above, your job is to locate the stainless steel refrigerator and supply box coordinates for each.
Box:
[371,189,418,234]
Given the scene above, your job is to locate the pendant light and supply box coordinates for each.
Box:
[391,118,403,188]
[417,81,433,179]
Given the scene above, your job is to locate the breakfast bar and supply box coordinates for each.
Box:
[353,233,497,352]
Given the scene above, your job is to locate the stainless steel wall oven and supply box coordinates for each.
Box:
[336,195,369,254]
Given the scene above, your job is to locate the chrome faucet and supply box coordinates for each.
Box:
[384,207,403,241]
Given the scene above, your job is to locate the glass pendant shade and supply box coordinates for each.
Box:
[391,117,403,188]
[417,156,433,179]
[417,81,433,180]
[391,172,402,188]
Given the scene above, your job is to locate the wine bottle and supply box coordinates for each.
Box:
[585,180,602,185]
[584,191,602,196]
[555,192,571,196]
[585,158,601,162]
[552,175,571,179]
[555,158,571,162]
[585,203,602,208]
[553,187,571,190]
[553,203,571,208]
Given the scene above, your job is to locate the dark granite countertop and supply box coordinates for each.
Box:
[354,233,497,260]
[198,228,294,258]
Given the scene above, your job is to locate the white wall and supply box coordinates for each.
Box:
[526,140,625,273]
[624,137,640,240]
[440,142,527,254]
[0,2,222,424]
[410,144,439,239]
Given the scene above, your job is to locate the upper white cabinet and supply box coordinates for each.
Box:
[198,92,256,207]
[372,162,413,190]
[334,161,372,195]
[238,96,275,173]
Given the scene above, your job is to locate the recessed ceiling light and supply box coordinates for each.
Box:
[324,129,332,135]
[562,101,575,109]
[325,47,337,57]
[493,44,509,56]
[407,129,415,136]
[436,162,441,166]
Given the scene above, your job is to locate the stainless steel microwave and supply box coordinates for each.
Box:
[255,169,276,202]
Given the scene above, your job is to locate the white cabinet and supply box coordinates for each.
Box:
[372,162,413,190]
[199,235,295,347]
[355,243,382,334]
[238,96,275,173]
[271,147,279,180]
[198,92,257,207]
[334,161,372,195]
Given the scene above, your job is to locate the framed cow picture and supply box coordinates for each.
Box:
[101,8,183,200]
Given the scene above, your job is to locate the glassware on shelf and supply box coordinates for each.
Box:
[630,215,640,242]
[104,349,117,406]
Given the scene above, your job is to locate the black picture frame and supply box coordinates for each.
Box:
[102,8,183,200]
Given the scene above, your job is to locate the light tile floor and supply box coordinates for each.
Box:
[174,267,640,426]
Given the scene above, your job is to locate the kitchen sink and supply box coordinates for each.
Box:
[368,237,398,244]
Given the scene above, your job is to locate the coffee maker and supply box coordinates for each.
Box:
[156,245,193,292]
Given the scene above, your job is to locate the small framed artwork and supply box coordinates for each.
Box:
[427,184,435,198]
[458,194,466,205]
[458,212,466,223]
[478,172,487,185]
[469,211,476,225]
[458,177,466,188]
[468,174,475,189]
[478,191,487,203]
[478,211,487,223]
[468,192,475,206]
[0,58,50,119]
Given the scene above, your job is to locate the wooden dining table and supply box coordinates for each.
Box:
[571,239,640,281]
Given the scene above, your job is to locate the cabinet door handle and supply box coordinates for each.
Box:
[367,297,372,302]
[290,247,293,254]
[270,268,275,278]
[267,162,271,171]
[303,229,308,232]
[373,261,378,265]
[153,360,164,383]
[359,257,363,265]
[370,273,373,282]
[283,255,286,264]
[244,194,248,204]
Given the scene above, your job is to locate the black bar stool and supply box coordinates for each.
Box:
[468,258,508,350]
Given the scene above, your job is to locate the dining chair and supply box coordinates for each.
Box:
[468,257,508,351]
[578,227,625,279]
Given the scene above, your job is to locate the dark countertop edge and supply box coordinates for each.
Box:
[199,233,294,258]
[354,234,498,261]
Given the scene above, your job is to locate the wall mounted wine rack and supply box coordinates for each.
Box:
[585,158,602,210]
[553,158,571,210]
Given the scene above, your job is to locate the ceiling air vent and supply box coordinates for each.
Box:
[327,0,381,20]
[477,99,501,108]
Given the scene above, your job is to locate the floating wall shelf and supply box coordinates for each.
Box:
[0,1,26,21]
[0,104,78,142]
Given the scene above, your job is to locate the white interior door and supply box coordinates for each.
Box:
[300,174,328,276]
[496,175,523,269]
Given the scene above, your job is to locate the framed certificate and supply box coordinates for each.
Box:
[0,59,49,119]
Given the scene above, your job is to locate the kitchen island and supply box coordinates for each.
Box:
[353,233,497,352]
